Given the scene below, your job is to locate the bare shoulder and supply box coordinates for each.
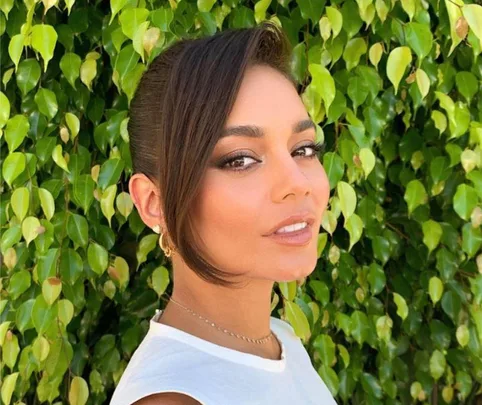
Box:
[132,392,202,405]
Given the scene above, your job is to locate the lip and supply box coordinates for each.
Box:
[265,223,314,246]
[263,212,316,237]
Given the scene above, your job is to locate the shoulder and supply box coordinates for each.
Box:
[132,392,202,405]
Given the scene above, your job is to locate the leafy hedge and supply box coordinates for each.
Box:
[1,0,482,403]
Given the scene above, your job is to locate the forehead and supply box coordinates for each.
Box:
[224,65,308,132]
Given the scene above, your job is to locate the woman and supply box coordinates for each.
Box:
[110,21,336,405]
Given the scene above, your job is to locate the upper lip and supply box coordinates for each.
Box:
[263,212,316,236]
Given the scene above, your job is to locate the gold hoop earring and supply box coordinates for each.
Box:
[159,231,173,257]
[152,224,175,257]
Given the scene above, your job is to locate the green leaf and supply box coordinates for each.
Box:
[376,315,393,342]
[404,179,428,216]
[67,213,89,247]
[405,22,433,62]
[372,235,390,265]
[110,0,128,25]
[309,280,330,306]
[455,71,478,103]
[31,25,58,73]
[347,76,369,111]
[60,53,81,90]
[0,91,9,128]
[369,42,383,70]
[309,64,336,111]
[341,0,363,38]
[37,187,55,221]
[16,59,41,96]
[100,184,117,227]
[58,299,74,326]
[415,68,430,99]
[360,372,383,399]
[462,4,482,45]
[7,270,31,300]
[80,59,97,91]
[313,334,336,365]
[278,280,297,301]
[5,115,29,153]
[430,349,446,380]
[401,0,415,20]
[393,292,409,320]
[150,265,170,297]
[136,234,158,270]
[351,310,369,345]
[119,8,149,39]
[69,376,89,405]
[32,295,56,334]
[359,148,375,178]
[323,152,345,190]
[367,263,386,295]
[16,299,34,333]
[431,111,447,134]
[65,112,80,140]
[453,184,478,220]
[87,242,108,275]
[441,290,461,323]
[386,47,412,94]
[337,181,357,221]
[284,301,310,342]
[462,223,482,258]
[10,187,30,221]
[8,34,25,72]
[34,88,58,120]
[345,213,363,251]
[326,6,343,38]
[297,0,325,25]
[343,37,367,71]
[115,44,140,84]
[98,158,125,190]
[422,220,443,254]
[1,372,19,405]
[429,276,444,304]
[318,364,340,397]
[2,152,26,188]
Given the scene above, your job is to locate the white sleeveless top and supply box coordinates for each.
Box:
[110,309,338,405]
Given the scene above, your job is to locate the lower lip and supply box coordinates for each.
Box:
[266,224,313,246]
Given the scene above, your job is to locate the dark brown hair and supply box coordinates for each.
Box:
[128,21,296,288]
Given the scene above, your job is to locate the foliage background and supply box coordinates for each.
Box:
[1,0,482,403]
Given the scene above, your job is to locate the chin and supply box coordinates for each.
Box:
[274,258,318,282]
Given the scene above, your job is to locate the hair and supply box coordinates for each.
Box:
[128,21,297,288]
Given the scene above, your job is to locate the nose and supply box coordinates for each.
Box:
[270,150,312,202]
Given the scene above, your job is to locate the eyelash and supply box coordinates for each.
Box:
[218,141,324,173]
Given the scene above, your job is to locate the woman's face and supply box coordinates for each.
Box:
[190,64,330,282]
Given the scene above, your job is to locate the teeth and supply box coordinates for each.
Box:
[275,221,308,234]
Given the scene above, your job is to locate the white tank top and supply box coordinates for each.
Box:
[110,309,338,405]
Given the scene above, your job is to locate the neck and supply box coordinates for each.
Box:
[168,259,276,340]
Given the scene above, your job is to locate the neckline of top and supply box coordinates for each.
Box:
[149,309,287,372]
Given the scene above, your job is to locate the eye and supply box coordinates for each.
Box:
[217,141,324,173]
[293,141,324,158]
[221,155,258,171]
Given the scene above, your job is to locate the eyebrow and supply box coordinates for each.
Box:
[220,118,316,138]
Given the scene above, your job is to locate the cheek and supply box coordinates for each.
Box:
[192,172,262,248]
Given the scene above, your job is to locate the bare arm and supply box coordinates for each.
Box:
[133,392,202,405]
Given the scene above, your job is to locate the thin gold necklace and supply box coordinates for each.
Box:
[167,295,274,344]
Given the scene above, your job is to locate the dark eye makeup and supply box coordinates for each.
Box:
[215,141,324,173]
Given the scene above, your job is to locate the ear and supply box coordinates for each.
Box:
[128,173,166,230]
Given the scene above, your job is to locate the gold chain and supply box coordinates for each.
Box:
[167,295,274,344]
